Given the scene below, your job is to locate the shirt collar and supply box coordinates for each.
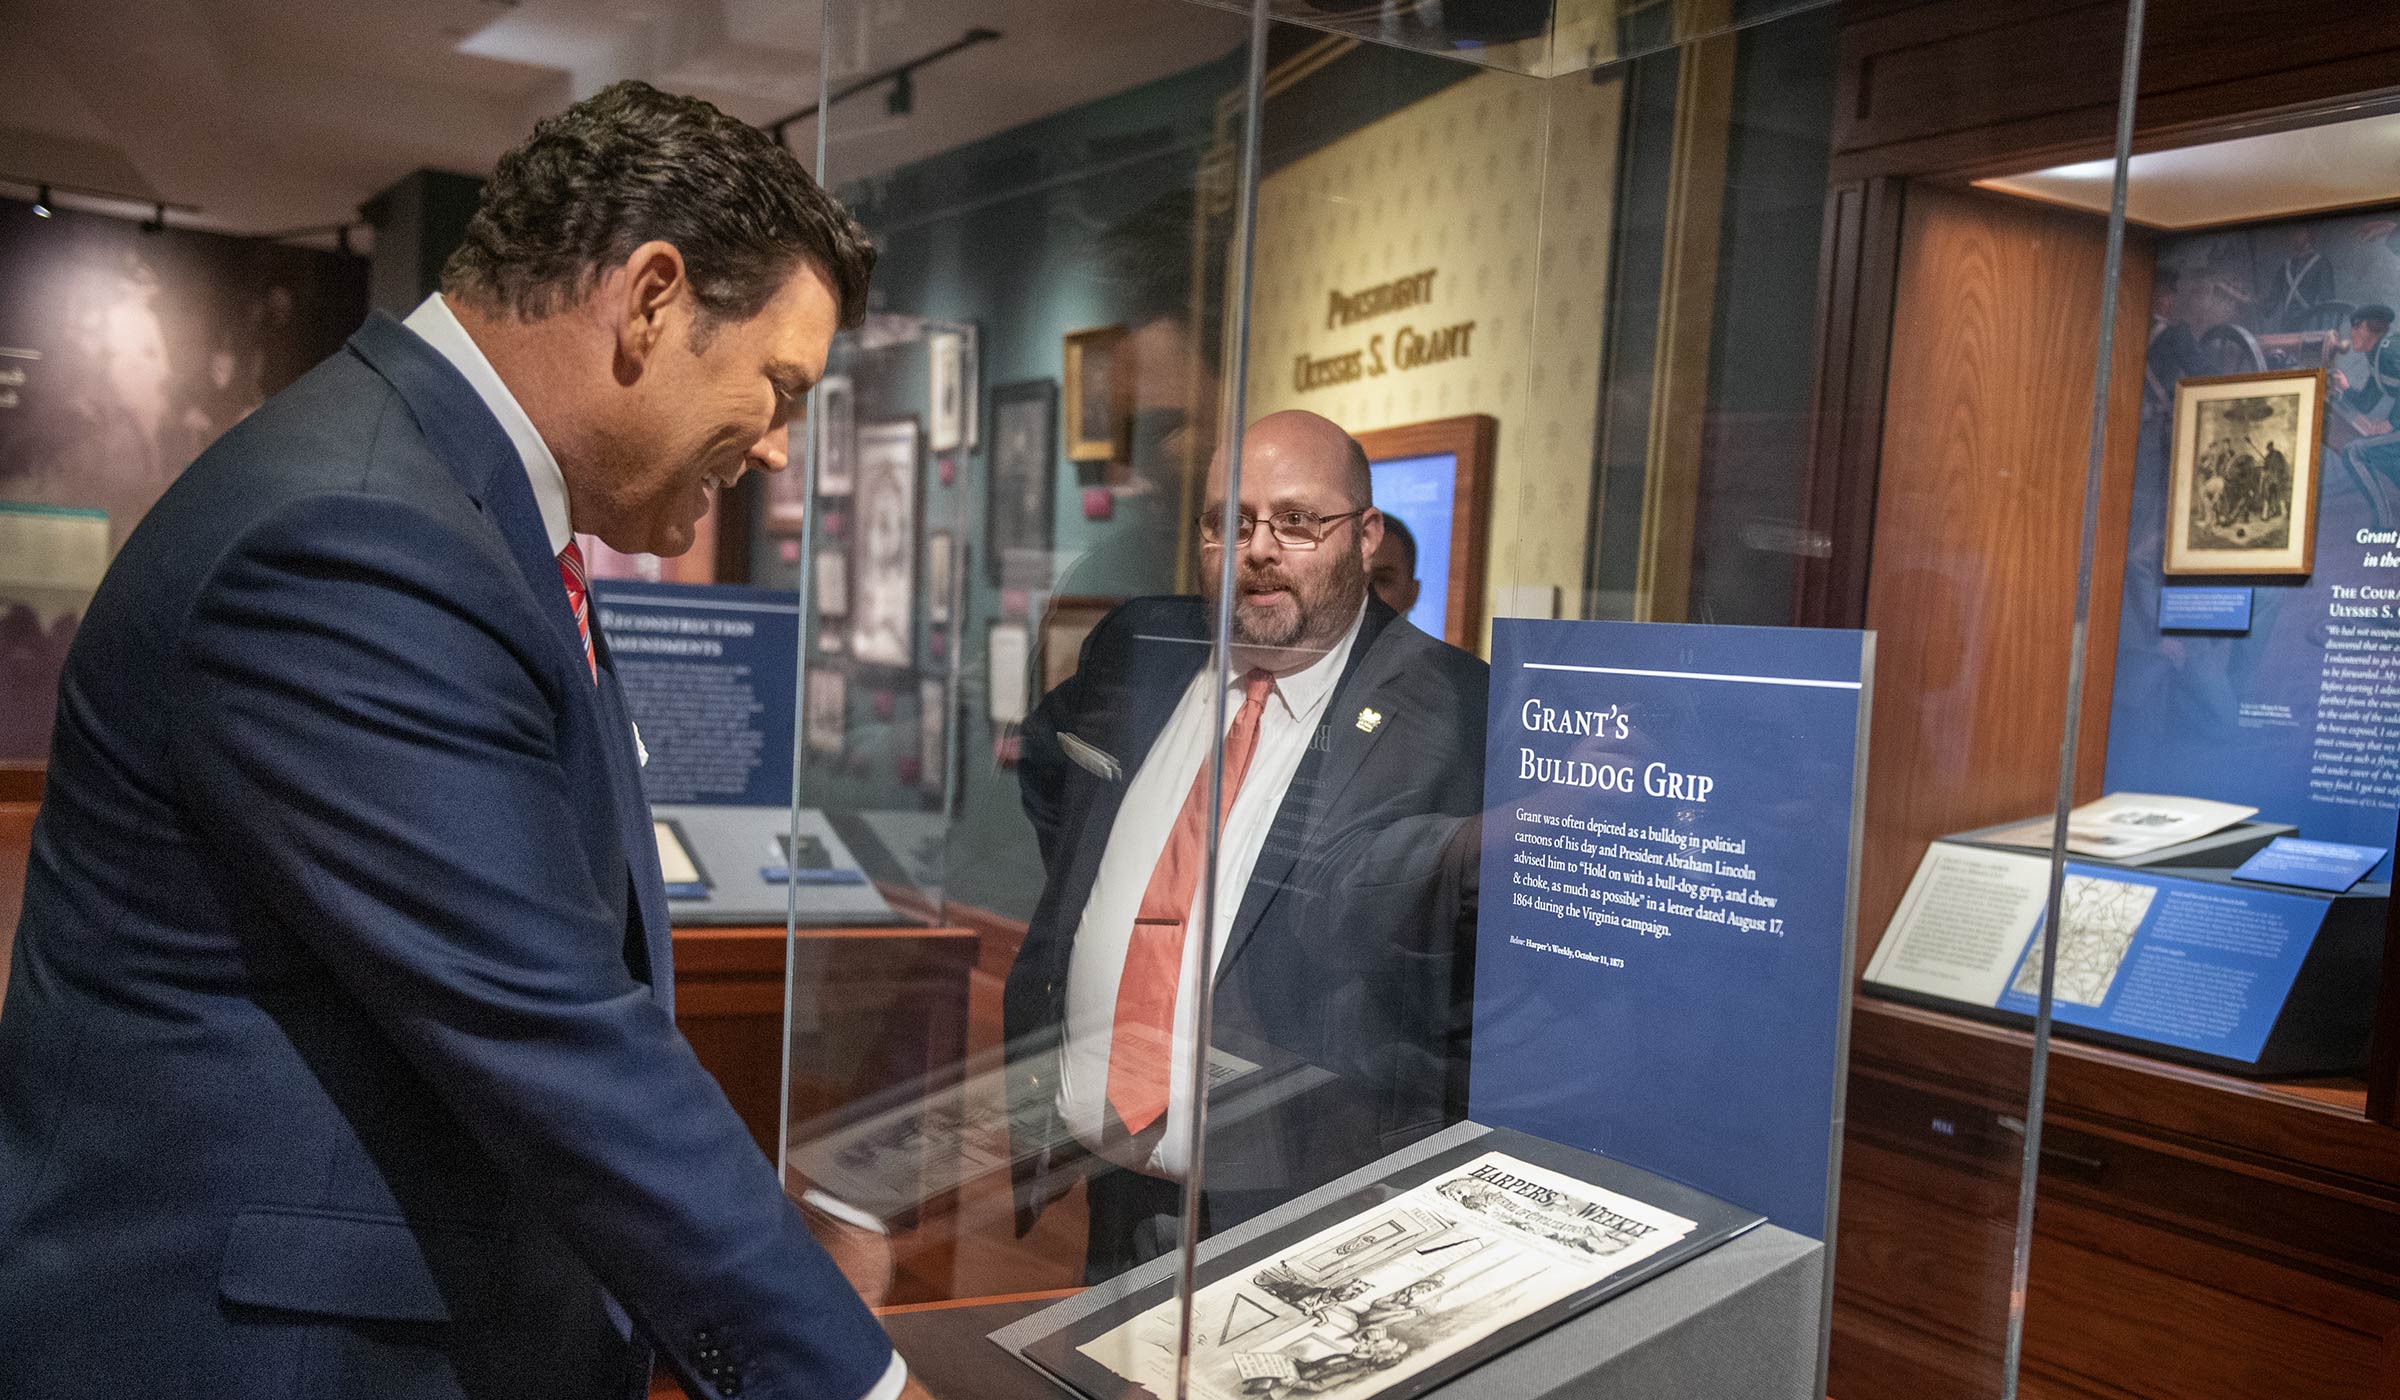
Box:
[1232,599,1367,722]
[401,293,574,555]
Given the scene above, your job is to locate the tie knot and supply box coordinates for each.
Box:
[1240,668,1276,707]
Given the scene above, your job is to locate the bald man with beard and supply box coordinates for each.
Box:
[1004,411,1488,1281]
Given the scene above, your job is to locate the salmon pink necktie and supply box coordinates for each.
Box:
[1106,667,1278,1138]
[557,540,598,684]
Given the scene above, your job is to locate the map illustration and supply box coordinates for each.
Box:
[2011,874,2158,1007]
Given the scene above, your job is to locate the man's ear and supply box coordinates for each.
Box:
[610,240,689,383]
[1358,506,1385,565]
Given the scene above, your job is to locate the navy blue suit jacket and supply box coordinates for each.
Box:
[0,314,892,1400]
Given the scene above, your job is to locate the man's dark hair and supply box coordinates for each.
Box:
[443,81,876,335]
[2355,303,2396,329]
[1379,512,1417,575]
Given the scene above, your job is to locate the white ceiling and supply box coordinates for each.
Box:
[0,0,1246,244]
[1976,110,2400,231]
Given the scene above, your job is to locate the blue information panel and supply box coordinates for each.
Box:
[2157,586,2252,632]
[1472,620,1871,1240]
[2233,837,2385,894]
[592,580,800,807]
[1995,865,2330,1063]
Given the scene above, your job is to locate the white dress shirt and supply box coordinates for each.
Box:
[1057,602,1367,1180]
[399,295,908,1400]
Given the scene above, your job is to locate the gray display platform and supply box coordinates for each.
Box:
[992,1121,1824,1400]
[653,804,899,926]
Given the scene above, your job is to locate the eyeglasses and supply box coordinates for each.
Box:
[1199,508,1367,550]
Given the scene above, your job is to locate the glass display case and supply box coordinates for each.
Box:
[753,2,2400,1398]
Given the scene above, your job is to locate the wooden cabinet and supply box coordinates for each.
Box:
[1837,1000,2400,1400]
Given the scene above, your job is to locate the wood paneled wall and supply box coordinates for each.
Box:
[1854,182,2149,959]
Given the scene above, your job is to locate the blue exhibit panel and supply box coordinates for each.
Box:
[592,579,801,808]
[1471,620,1870,1240]
[1370,452,1455,639]
[1996,865,2330,1064]
[2234,837,2385,893]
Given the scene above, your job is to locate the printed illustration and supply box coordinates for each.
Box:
[1077,1152,1694,1400]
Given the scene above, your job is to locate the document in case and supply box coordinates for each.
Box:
[1021,1129,1761,1400]
[652,818,708,896]
[1862,843,2051,1005]
[1982,792,2257,860]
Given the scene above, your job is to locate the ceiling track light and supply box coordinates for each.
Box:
[887,67,913,118]
[32,184,52,217]
[140,202,166,235]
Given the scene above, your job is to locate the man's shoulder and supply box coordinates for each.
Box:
[160,350,467,545]
[1363,614,1490,687]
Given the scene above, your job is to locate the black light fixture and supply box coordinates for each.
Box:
[32,184,52,217]
[336,223,353,255]
[886,67,913,118]
[140,202,166,235]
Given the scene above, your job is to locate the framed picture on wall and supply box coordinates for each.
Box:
[816,375,856,497]
[849,419,920,667]
[929,332,967,453]
[814,546,849,617]
[926,531,955,625]
[987,621,1031,724]
[918,677,947,793]
[1063,325,1127,462]
[989,379,1059,585]
[963,325,982,451]
[804,667,847,756]
[2166,370,2325,576]
[1041,595,1120,696]
[1354,414,1498,648]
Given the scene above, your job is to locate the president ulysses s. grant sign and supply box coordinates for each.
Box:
[1293,266,1478,392]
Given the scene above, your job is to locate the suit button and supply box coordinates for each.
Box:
[721,1382,741,1397]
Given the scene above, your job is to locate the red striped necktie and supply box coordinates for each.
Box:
[557,540,597,684]
[1105,667,1278,1138]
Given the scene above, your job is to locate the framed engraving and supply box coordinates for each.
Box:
[803,667,847,756]
[918,677,946,793]
[813,545,849,617]
[929,331,966,453]
[987,621,1031,724]
[815,374,856,497]
[1062,325,1127,462]
[926,531,955,626]
[848,419,919,667]
[989,379,1058,585]
[2166,369,2324,576]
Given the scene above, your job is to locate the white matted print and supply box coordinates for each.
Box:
[848,420,918,667]
[929,331,966,453]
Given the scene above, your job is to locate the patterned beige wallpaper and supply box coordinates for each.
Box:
[1243,68,1624,651]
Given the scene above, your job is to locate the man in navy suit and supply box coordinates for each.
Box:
[1005,412,1488,1281]
[0,83,931,1400]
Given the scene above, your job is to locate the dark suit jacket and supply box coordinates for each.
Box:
[0,313,891,1400]
[1004,595,1488,1231]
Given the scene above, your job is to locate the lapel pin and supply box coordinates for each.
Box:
[1355,707,1384,734]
